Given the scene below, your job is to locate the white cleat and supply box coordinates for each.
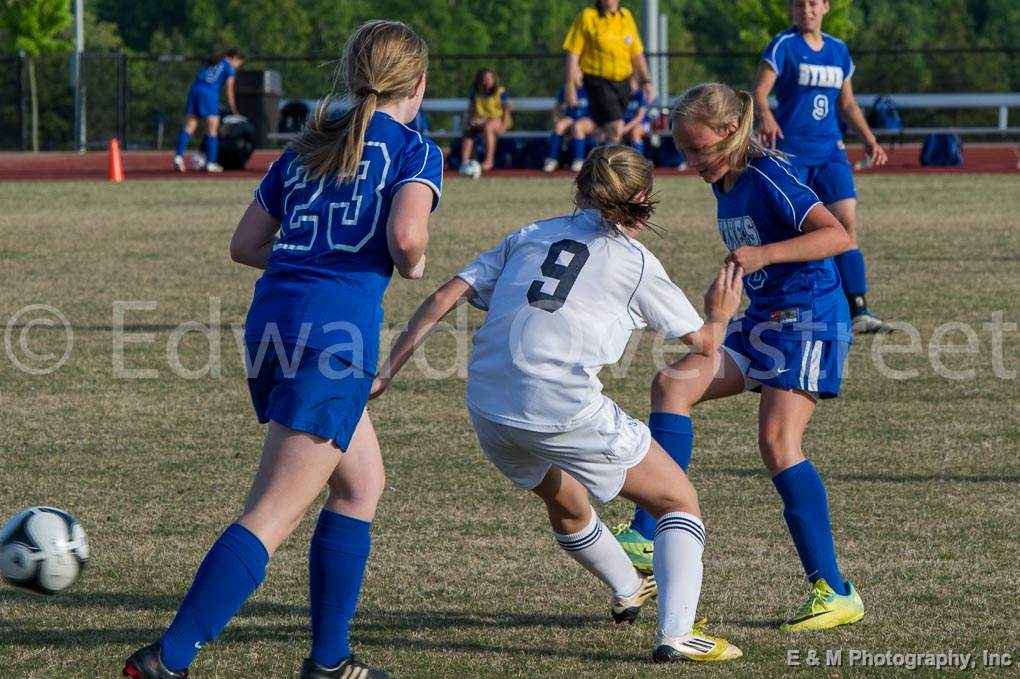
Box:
[569,159,584,173]
[652,620,743,663]
[611,572,656,624]
[852,311,895,334]
[173,155,186,173]
[205,162,224,173]
[542,158,559,173]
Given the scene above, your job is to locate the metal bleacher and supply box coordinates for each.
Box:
[268,92,1020,144]
[854,93,1020,137]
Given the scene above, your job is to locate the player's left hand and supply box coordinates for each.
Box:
[726,246,769,274]
[369,376,390,400]
[867,141,888,166]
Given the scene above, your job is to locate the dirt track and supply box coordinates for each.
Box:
[0,144,1016,182]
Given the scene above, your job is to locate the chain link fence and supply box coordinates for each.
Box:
[0,48,1017,151]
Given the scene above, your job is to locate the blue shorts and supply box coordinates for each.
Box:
[792,147,857,205]
[185,85,220,118]
[722,322,850,399]
[245,342,373,451]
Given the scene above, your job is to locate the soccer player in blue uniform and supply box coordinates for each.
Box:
[622,75,650,156]
[753,0,892,334]
[618,82,865,632]
[125,21,441,679]
[543,73,596,173]
[173,48,245,174]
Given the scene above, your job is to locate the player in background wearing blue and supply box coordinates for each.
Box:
[543,73,596,173]
[753,0,892,334]
[372,145,744,663]
[125,21,441,679]
[173,48,245,174]
[621,75,650,156]
[618,83,864,632]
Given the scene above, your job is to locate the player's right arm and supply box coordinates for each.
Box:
[371,277,475,398]
[752,63,783,149]
[677,263,744,357]
[562,11,585,109]
[374,232,512,397]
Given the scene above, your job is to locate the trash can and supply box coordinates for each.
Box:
[235,70,282,148]
[216,114,256,170]
[278,100,310,135]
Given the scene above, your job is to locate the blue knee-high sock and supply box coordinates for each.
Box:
[571,138,586,162]
[630,141,645,156]
[546,133,562,162]
[205,135,219,164]
[834,248,867,297]
[632,413,693,540]
[309,510,372,667]
[175,129,192,157]
[771,460,847,595]
[160,523,269,672]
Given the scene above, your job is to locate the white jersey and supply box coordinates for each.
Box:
[457,209,703,432]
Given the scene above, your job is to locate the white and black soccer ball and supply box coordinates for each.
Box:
[0,507,89,595]
[459,159,482,180]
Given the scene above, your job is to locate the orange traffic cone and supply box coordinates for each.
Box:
[107,138,124,183]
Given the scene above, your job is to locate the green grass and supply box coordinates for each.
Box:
[1,175,1018,678]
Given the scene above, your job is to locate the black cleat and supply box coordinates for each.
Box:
[123,642,189,678]
[300,656,391,679]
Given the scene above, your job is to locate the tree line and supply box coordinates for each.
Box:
[2,0,1018,149]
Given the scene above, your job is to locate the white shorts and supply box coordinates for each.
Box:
[468,397,651,504]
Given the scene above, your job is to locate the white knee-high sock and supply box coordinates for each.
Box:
[653,511,705,637]
[553,508,642,597]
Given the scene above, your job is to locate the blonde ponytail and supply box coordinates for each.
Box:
[670,83,762,173]
[291,21,428,184]
[574,145,658,233]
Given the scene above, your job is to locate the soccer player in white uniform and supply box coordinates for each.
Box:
[373,145,745,663]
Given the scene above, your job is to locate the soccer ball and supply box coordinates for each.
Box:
[0,507,90,595]
[190,151,207,170]
[459,159,482,180]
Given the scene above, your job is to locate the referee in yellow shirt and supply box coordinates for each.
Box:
[563,0,655,144]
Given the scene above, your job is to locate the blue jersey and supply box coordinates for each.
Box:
[246,111,443,373]
[763,28,854,166]
[713,155,849,340]
[556,85,590,120]
[193,58,237,92]
[624,89,649,124]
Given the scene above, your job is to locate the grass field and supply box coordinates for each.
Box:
[1,174,1018,678]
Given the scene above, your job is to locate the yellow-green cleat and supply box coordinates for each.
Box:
[611,523,653,574]
[781,579,865,631]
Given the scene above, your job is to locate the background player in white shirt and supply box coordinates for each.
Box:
[372,145,745,663]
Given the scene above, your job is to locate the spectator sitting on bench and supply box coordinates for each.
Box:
[460,68,513,175]
[622,75,650,157]
[544,72,596,173]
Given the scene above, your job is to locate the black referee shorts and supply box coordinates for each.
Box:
[582,74,631,126]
